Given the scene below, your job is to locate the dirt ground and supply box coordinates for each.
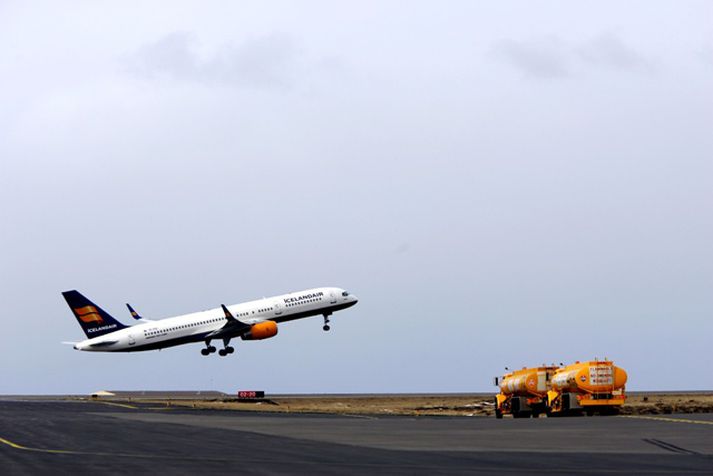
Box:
[126,393,713,417]
[620,393,713,415]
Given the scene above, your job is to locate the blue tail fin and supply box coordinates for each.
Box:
[126,303,142,320]
[62,290,128,338]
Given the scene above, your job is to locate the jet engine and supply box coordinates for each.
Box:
[241,321,278,340]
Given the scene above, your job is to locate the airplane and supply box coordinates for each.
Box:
[62,287,358,357]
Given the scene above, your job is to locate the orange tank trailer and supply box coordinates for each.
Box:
[495,365,559,418]
[547,360,627,416]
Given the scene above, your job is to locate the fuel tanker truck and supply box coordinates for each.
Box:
[546,360,628,416]
[494,365,559,418]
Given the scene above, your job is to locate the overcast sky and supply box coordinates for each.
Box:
[1,1,711,394]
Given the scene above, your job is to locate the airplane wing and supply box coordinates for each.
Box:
[127,303,154,322]
[205,305,251,340]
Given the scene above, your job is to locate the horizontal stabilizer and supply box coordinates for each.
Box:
[89,340,119,347]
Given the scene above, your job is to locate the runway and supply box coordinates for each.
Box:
[1,400,711,474]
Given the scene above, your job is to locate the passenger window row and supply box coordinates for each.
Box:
[286,297,322,308]
[144,317,226,336]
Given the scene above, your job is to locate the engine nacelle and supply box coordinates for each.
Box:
[241,321,278,340]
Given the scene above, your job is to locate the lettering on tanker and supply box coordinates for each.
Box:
[589,365,613,385]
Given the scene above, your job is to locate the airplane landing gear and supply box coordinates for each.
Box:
[219,346,234,356]
[201,338,235,356]
[323,313,331,331]
[202,342,217,356]
[217,338,235,356]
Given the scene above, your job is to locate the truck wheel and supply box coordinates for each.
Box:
[562,393,571,411]
[511,398,520,415]
[494,397,503,419]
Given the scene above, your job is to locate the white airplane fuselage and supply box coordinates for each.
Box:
[71,287,357,353]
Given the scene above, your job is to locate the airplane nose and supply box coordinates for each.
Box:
[352,295,359,303]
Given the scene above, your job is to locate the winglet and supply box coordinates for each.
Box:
[127,303,142,320]
[221,304,236,322]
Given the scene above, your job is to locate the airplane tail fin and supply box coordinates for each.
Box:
[127,303,153,322]
[126,303,142,320]
[62,290,128,338]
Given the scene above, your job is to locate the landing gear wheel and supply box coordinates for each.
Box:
[208,346,217,354]
[226,346,235,354]
[323,325,330,331]
[218,349,227,357]
[201,348,209,356]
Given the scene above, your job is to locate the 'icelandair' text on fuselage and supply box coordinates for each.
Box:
[284,292,324,304]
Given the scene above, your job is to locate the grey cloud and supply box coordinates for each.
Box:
[127,32,197,79]
[698,45,713,68]
[491,37,569,79]
[578,33,655,74]
[126,32,298,88]
[492,33,656,78]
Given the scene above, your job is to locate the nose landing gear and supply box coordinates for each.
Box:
[323,313,331,331]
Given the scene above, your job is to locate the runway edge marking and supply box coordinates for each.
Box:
[0,437,80,455]
[0,436,211,460]
[619,415,713,426]
[91,401,139,409]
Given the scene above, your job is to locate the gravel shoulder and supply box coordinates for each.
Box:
[101,392,713,417]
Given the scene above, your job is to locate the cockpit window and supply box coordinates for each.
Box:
[342,291,349,296]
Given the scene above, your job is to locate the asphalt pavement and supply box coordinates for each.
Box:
[1,400,711,474]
